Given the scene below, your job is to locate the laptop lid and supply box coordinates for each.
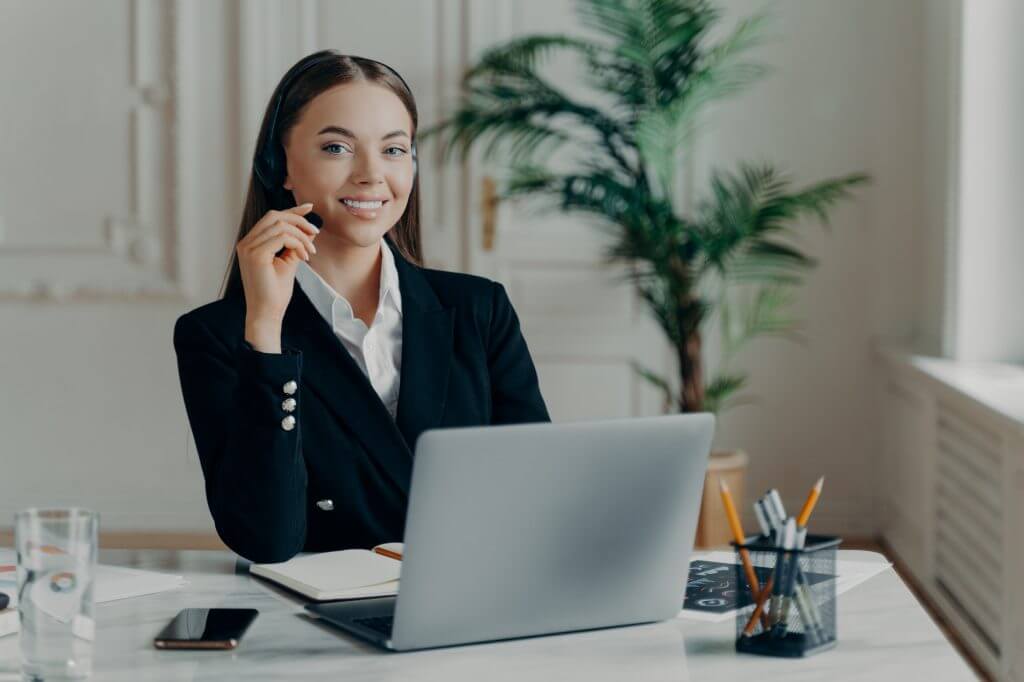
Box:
[391,413,715,650]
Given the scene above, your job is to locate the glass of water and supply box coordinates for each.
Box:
[15,508,98,681]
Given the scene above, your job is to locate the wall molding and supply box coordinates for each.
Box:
[0,0,198,302]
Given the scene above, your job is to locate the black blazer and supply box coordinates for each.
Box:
[173,236,550,563]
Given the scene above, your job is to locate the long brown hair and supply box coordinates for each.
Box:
[220,51,422,300]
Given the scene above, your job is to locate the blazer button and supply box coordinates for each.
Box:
[282,380,298,395]
[281,397,297,413]
[316,499,334,511]
[281,415,296,431]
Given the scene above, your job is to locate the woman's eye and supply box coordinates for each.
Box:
[322,143,351,155]
[322,144,406,157]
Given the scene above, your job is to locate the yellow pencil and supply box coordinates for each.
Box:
[741,574,775,636]
[719,480,762,604]
[796,476,824,528]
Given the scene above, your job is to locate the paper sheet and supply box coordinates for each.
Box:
[676,551,892,622]
[0,549,186,609]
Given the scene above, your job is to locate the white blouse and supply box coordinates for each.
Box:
[294,239,403,420]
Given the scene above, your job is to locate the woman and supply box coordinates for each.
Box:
[173,51,550,564]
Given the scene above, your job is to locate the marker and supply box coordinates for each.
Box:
[768,517,796,629]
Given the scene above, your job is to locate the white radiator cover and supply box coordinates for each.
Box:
[878,349,1024,681]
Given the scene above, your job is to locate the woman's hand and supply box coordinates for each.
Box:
[238,202,320,352]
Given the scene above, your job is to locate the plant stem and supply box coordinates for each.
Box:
[679,328,705,413]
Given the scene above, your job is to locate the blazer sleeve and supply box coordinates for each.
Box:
[486,282,552,425]
[173,313,308,563]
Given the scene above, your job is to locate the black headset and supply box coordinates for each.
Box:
[253,51,418,202]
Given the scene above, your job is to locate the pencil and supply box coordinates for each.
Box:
[373,547,403,561]
[718,480,762,603]
[796,476,824,528]
[742,576,775,636]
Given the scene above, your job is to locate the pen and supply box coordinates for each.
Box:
[786,527,827,644]
[774,521,803,637]
[768,489,787,525]
[761,489,784,533]
[753,499,772,537]
[768,517,795,628]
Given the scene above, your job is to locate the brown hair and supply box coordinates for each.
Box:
[220,50,422,300]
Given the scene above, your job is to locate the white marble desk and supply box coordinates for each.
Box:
[0,549,976,681]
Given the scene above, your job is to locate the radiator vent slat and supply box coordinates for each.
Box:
[933,546,1001,645]
[931,402,1005,660]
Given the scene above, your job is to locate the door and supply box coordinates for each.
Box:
[461,0,672,422]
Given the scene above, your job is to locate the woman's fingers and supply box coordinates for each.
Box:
[246,209,320,243]
[247,229,312,262]
[247,221,317,259]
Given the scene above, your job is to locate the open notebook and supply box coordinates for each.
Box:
[249,543,404,601]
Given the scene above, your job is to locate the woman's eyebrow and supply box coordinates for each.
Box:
[316,125,409,140]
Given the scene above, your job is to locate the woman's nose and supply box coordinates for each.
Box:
[351,151,385,184]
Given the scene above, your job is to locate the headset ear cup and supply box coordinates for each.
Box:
[254,147,283,196]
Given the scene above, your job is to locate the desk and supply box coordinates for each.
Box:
[0,549,975,681]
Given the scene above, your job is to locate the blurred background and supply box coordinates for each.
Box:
[0,1,1021,677]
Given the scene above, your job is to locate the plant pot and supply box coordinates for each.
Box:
[693,449,750,549]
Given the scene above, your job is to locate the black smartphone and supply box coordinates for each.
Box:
[153,608,258,650]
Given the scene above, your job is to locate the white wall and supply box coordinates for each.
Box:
[952,0,1024,363]
[698,0,930,534]
[0,0,236,533]
[923,0,962,359]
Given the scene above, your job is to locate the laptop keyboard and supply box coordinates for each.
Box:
[354,616,394,637]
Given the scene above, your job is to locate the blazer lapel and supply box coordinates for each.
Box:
[277,236,453,496]
[281,276,414,494]
[390,237,455,449]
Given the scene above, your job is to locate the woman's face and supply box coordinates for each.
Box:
[282,81,415,247]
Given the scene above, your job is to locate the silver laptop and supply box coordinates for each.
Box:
[305,413,715,651]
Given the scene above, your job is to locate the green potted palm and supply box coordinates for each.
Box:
[421,0,868,546]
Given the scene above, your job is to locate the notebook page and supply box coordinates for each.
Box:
[251,549,401,592]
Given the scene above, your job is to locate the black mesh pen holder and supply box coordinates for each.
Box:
[733,534,842,658]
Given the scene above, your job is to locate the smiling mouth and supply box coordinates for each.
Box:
[340,198,388,208]
[339,198,389,218]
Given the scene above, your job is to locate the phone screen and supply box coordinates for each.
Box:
[154,608,258,649]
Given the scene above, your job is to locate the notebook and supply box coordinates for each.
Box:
[249,543,404,601]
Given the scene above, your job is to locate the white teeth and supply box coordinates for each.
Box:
[342,199,384,209]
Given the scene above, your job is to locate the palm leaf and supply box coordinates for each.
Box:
[465,34,600,79]
[703,371,748,414]
[631,360,678,413]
